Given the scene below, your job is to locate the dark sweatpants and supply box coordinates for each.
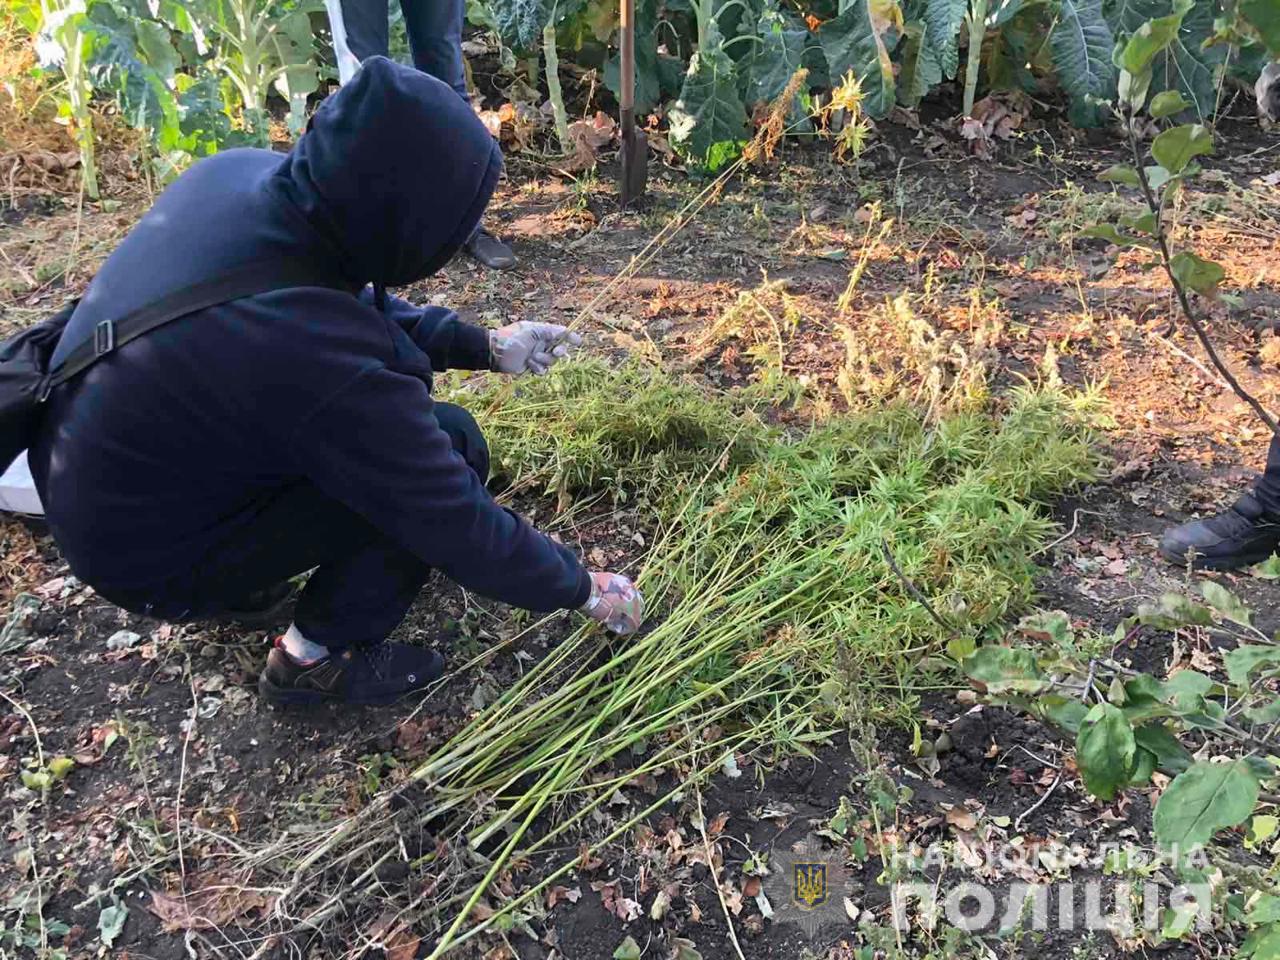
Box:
[102,403,489,650]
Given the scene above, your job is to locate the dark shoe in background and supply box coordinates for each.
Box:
[1159,491,1280,571]
[257,637,445,706]
[464,226,517,270]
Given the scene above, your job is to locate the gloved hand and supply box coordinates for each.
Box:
[580,572,644,635]
[490,321,582,376]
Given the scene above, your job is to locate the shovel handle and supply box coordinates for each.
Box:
[619,0,635,120]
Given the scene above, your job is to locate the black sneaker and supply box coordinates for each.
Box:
[257,637,445,706]
[463,226,517,270]
[1159,491,1280,571]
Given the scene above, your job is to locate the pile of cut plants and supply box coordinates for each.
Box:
[206,359,1105,954]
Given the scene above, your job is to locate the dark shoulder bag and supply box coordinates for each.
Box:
[0,261,349,475]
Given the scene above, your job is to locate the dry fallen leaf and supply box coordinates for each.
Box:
[707,811,730,836]
[578,843,604,871]
[1102,557,1130,577]
[546,885,582,909]
[148,873,273,932]
[563,111,618,172]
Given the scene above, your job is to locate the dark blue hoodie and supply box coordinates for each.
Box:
[30,57,591,612]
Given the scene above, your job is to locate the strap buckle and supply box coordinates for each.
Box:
[94,320,115,356]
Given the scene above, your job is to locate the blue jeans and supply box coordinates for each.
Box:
[328,0,467,99]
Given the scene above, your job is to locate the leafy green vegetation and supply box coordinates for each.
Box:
[14,0,324,190]
[961,581,1280,951]
[13,0,1279,182]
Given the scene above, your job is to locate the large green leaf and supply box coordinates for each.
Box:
[492,0,550,51]
[1242,0,1280,57]
[1041,694,1090,735]
[1153,760,1259,851]
[898,19,943,105]
[1117,0,1185,73]
[83,2,179,138]
[1051,0,1117,126]
[1149,88,1191,117]
[1076,702,1136,801]
[1138,592,1214,630]
[921,0,965,79]
[272,9,321,134]
[749,2,810,104]
[669,23,749,166]
[1134,723,1192,774]
[818,0,902,117]
[173,68,241,158]
[1168,251,1225,294]
[1224,644,1280,686]
[133,19,180,79]
[962,646,1046,695]
[1106,0,1219,118]
[1160,0,1223,119]
[1104,0,1177,34]
[1151,122,1212,173]
[605,0,682,112]
[985,2,1049,94]
[1201,579,1251,626]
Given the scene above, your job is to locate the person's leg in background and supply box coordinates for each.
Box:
[399,0,467,98]
[397,0,518,270]
[1159,433,1280,571]
[325,0,389,84]
[323,0,517,269]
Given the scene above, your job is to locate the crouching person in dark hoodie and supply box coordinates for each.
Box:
[28,57,643,706]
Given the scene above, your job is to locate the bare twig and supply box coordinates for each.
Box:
[1030,508,1104,558]
[176,656,197,884]
[1081,659,1098,703]
[880,538,960,637]
[0,688,45,770]
[694,780,747,960]
[1014,773,1063,832]
[1149,329,1230,390]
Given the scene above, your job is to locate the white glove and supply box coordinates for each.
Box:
[581,572,644,635]
[489,321,582,376]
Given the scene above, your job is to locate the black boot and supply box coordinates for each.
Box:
[463,226,517,270]
[1159,491,1280,571]
[257,637,445,706]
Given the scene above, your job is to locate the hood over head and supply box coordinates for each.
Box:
[271,56,502,287]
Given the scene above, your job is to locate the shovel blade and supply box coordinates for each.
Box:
[620,128,648,207]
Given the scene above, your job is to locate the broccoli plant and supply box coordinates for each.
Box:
[28,0,102,198]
